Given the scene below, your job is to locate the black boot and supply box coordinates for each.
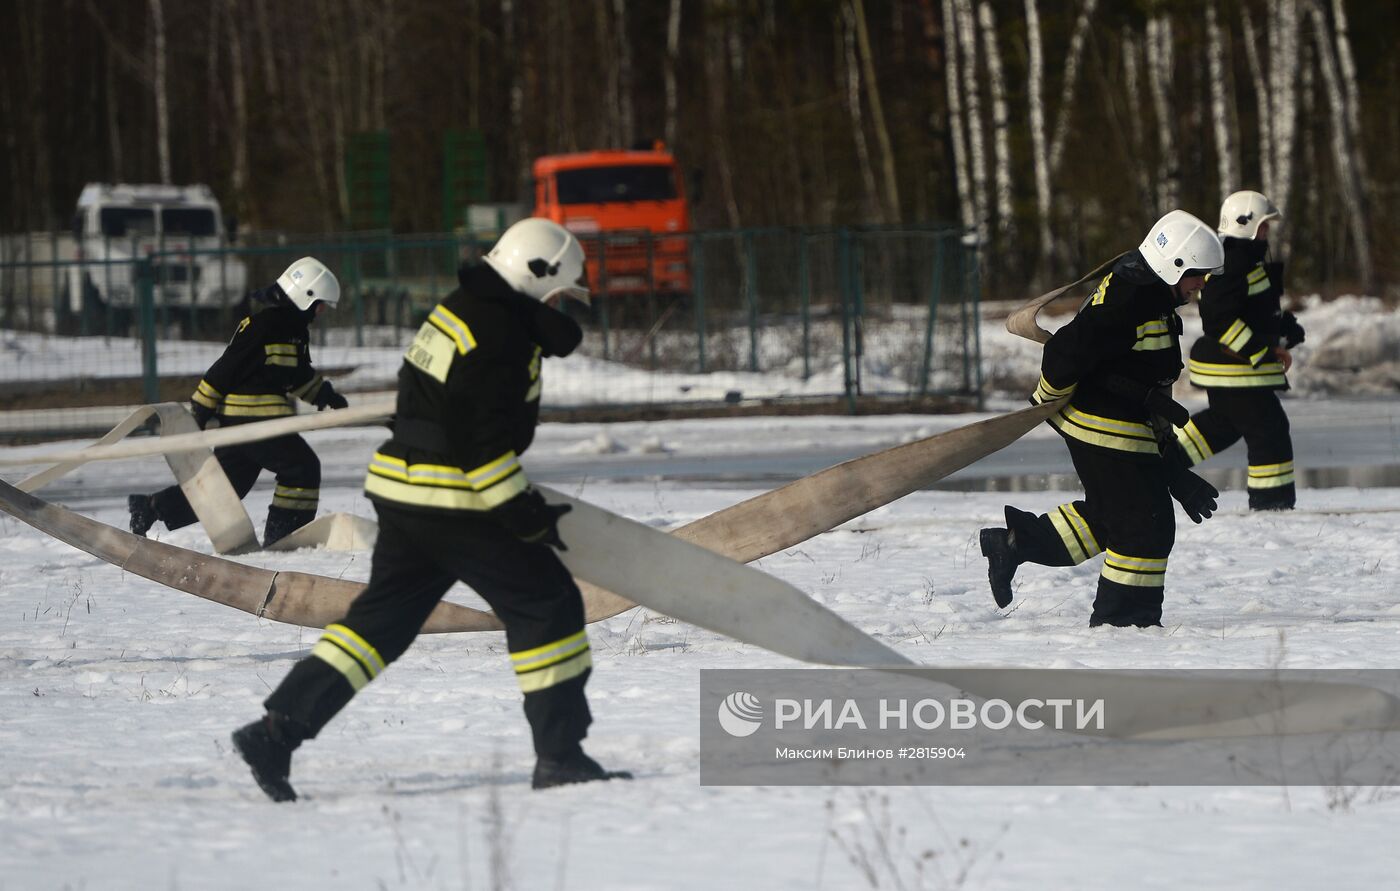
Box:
[531,747,632,790]
[128,494,158,537]
[231,712,305,803]
[263,506,315,547]
[1248,484,1295,511]
[979,527,1021,608]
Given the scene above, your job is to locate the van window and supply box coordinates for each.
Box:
[555,165,678,205]
[162,208,218,237]
[99,207,156,238]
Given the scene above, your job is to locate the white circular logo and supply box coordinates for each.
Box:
[717,691,764,737]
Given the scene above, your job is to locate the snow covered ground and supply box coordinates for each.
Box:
[4,403,1400,889]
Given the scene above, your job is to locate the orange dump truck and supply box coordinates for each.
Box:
[532,145,692,298]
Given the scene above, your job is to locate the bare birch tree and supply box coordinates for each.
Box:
[978,1,1012,244]
[1024,0,1053,275]
[940,0,976,240]
[149,0,171,184]
[954,0,988,251]
[613,0,634,146]
[1307,0,1372,288]
[225,0,249,221]
[1205,3,1238,196]
[1240,5,1274,195]
[1267,0,1301,221]
[1047,0,1098,177]
[664,0,682,148]
[841,3,882,222]
[1145,13,1178,212]
[850,0,901,223]
[1328,0,1368,189]
[1120,28,1153,212]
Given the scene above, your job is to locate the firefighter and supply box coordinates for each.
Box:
[979,210,1224,627]
[127,257,348,546]
[1175,191,1301,509]
[230,218,630,802]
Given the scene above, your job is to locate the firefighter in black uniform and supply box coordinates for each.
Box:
[979,211,1225,627]
[127,257,348,546]
[230,218,630,802]
[1176,191,1302,510]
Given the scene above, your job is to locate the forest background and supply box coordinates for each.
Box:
[1,0,1393,297]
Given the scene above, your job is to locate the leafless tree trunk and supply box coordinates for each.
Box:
[954,0,988,251]
[940,0,974,239]
[207,4,222,154]
[705,2,741,229]
[105,50,124,180]
[1268,0,1301,221]
[1308,0,1372,288]
[978,1,1012,244]
[226,0,249,219]
[1206,3,1238,196]
[1328,0,1368,190]
[1024,0,1052,276]
[1120,28,1153,212]
[842,4,881,223]
[1047,0,1098,176]
[503,0,525,181]
[317,0,349,223]
[150,0,171,184]
[1145,13,1177,212]
[253,0,278,98]
[1240,5,1273,195]
[593,0,617,145]
[850,0,901,223]
[664,0,682,148]
[613,0,633,145]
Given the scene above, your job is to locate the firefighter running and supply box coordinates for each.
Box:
[1176,190,1302,510]
[231,218,630,802]
[127,257,348,546]
[979,211,1224,627]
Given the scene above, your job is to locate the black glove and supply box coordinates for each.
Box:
[493,488,571,550]
[191,402,217,430]
[1280,311,1305,348]
[1145,388,1190,429]
[1169,469,1218,524]
[312,380,349,411]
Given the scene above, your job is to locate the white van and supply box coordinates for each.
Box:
[64,183,248,332]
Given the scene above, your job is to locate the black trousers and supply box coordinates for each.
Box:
[264,502,593,758]
[1176,388,1295,509]
[149,432,321,530]
[1004,440,1175,627]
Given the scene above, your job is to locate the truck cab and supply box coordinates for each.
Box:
[65,182,247,333]
[532,145,692,299]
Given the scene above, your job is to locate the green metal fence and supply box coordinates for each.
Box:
[0,227,981,441]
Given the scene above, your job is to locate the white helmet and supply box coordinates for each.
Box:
[484,218,590,304]
[277,257,340,311]
[1138,210,1225,286]
[1217,190,1281,240]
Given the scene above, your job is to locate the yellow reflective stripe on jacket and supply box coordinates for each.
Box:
[1132,320,1174,352]
[526,347,543,402]
[1031,375,1075,405]
[428,305,478,355]
[1248,461,1295,489]
[1220,319,1254,353]
[264,343,299,367]
[364,451,528,511]
[1049,503,1101,564]
[1188,359,1287,388]
[1101,550,1167,588]
[219,393,295,416]
[1049,406,1159,454]
[192,379,223,409]
[1089,273,1112,306]
[1174,420,1214,465]
[290,374,326,401]
[1247,265,1270,296]
[271,485,319,510]
[512,630,592,693]
[311,623,386,692]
